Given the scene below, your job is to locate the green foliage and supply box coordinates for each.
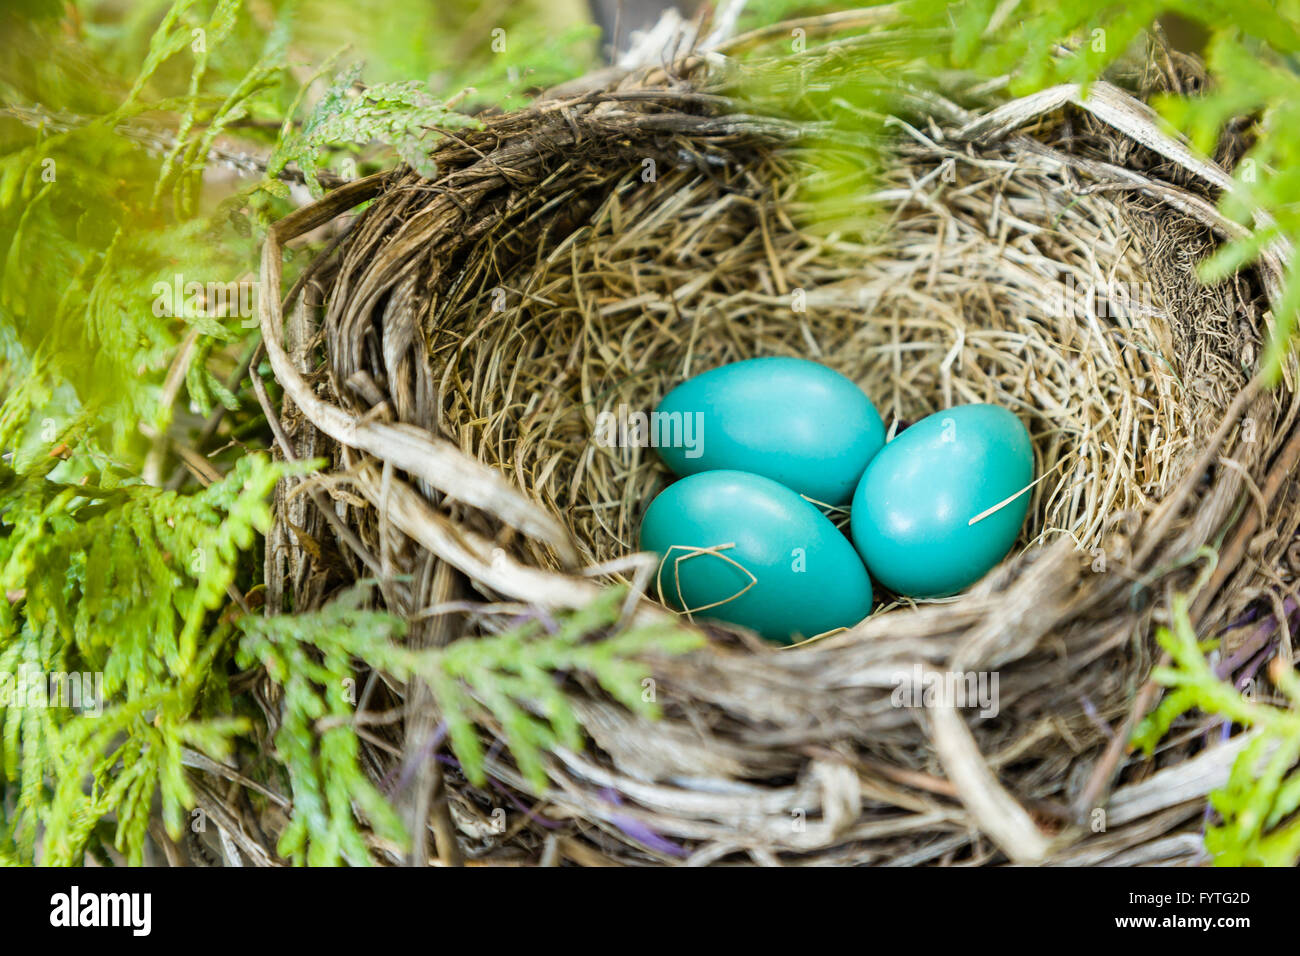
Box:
[0,0,299,866]
[907,0,1300,377]
[236,586,410,866]
[0,453,292,864]
[0,0,283,463]
[442,22,600,111]
[415,587,704,791]
[266,64,478,196]
[147,0,287,218]
[1134,595,1300,866]
[236,586,704,864]
[286,0,598,100]
[0,0,655,867]
[726,24,936,236]
[733,2,1300,380]
[1157,28,1300,380]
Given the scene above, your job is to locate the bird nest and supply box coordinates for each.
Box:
[257,42,1298,864]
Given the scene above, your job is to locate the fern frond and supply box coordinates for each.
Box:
[236,586,411,866]
[236,585,704,862]
[415,588,705,791]
[266,65,479,196]
[0,453,297,863]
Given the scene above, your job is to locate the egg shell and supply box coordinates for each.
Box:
[654,357,885,506]
[640,470,873,643]
[850,404,1033,598]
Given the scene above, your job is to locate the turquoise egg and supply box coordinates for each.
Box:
[640,470,873,643]
[850,404,1034,598]
[654,357,885,506]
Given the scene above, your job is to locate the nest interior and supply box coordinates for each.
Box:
[421,125,1200,574]
[258,55,1299,865]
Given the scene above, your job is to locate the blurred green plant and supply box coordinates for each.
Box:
[734,1,1300,381]
[1134,595,1300,866]
[415,587,703,791]
[0,0,600,865]
[910,0,1300,380]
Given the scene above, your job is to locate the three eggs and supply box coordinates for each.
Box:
[637,357,1034,643]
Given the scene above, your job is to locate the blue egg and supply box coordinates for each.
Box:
[850,404,1034,598]
[654,357,885,505]
[640,470,873,643]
